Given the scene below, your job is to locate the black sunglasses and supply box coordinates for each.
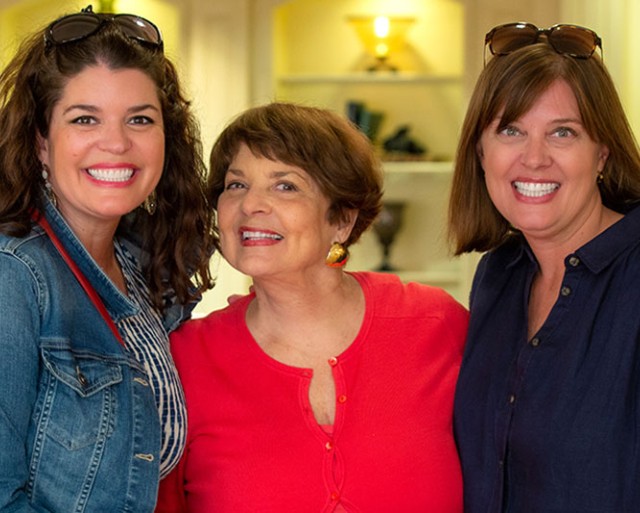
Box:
[485,22,602,62]
[45,5,163,51]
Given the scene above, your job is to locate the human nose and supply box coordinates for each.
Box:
[240,187,271,215]
[97,123,132,153]
[520,134,551,169]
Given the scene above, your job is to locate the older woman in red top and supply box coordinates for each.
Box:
[156,102,468,512]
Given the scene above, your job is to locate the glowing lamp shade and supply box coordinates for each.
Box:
[348,15,415,71]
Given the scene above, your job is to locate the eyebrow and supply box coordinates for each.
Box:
[226,168,310,181]
[62,103,161,115]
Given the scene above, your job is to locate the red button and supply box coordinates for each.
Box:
[328,357,338,366]
[330,492,339,501]
[325,441,333,451]
[338,395,347,403]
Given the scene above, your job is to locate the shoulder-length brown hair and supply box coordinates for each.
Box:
[208,102,383,248]
[0,16,216,309]
[448,43,640,254]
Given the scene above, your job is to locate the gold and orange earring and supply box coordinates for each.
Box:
[325,242,348,268]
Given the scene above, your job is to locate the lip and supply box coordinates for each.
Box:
[238,226,284,246]
[84,163,138,187]
[512,179,560,201]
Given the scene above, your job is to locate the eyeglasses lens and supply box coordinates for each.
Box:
[113,15,162,46]
[489,24,538,55]
[49,14,102,44]
[548,26,597,57]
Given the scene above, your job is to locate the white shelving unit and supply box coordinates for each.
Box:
[345,159,468,303]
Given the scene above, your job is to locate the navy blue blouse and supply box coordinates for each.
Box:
[454,205,640,513]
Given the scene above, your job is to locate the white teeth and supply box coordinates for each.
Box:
[241,230,283,241]
[514,181,559,197]
[86,168,134,182]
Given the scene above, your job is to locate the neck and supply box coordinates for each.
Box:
[57,208,125,293]
[247,271,363,352]
[526,205,622,274]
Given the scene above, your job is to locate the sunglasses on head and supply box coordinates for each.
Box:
[45,5,163,51]
[484,22,602,62]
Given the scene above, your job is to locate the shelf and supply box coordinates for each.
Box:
[277,72,461,85]
[382,160,453,175]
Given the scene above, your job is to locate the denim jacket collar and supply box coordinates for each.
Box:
[41,195,195,330]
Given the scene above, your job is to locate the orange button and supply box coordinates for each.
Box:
[338,395,347,403]
[328,357,338,366]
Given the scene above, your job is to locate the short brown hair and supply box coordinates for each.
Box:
[208,102,384,247]
[448,43,640,254]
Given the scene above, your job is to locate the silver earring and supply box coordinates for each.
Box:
[142,189,157,215]
[42,163,57,208]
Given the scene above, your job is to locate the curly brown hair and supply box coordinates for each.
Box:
[0,12,217,310]
[208,102,384,249]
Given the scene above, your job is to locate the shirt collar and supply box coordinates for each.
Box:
[575,204,640,273]
[501,204,640,274]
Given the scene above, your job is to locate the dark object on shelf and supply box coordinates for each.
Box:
[359,109,384,142]
[346,100,384,142]
[383,125,426,155]
[346,100,364,126]
[373,201,406,272]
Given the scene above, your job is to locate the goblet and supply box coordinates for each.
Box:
[373,201,406,271]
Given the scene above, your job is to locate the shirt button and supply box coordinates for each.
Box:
[325,441,333,451]
[330,492,340,501]
[338,395,347,404]
[560,286,572,296]
[76,366,88,388]
[328,357,338,366]
[508,394,516,404]
[568,256,580,267]
[530,337,540,347]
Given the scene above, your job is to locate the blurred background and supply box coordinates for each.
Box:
[1,0,637,314]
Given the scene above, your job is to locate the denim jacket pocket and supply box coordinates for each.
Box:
[39,343,123,451]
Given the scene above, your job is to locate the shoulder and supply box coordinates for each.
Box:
[355,273,469,359]
[353,271,468,354]
[170,294,252,360]
[0,227,54,280]
[353,271,468,320]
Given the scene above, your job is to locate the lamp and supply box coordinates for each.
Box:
[348,15,415,72]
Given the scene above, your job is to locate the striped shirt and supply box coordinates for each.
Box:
[115,240,187,478]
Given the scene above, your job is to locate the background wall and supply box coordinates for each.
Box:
[0,0,637,314]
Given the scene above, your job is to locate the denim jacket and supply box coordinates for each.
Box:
[0,197,193,512]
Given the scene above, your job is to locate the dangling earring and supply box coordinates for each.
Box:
[326,242,348,268]
[41,163,57,208]
[142,189,157,215]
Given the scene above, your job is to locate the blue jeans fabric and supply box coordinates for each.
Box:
[0,198,193,512]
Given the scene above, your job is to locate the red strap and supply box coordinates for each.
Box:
[31,210,126,348]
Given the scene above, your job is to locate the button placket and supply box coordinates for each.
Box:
[323,355,346,506]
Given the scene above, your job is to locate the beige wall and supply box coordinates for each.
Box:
[0,0,637,314]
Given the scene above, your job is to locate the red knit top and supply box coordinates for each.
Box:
[156,272,468,512]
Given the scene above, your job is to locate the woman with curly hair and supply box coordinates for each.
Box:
[0,6,216,512]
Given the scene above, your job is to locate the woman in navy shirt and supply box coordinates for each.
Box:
[449,23,640,512]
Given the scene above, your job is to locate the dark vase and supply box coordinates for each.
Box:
[373,201,406,271]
